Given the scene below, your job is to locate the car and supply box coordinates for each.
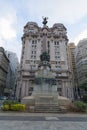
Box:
[0,96,8,100]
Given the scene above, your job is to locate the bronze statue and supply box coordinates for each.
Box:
[40,52,50,62]
[42,17,48,25]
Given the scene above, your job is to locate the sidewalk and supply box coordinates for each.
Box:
[0,112,87,130]
[0,111,87,117]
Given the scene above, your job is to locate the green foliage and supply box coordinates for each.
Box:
[3,105,9,111]
[3,100,19,105]
[2,100,26,111]
[82,96,87,103]
[79,82,87,91]
[74,101,87,112]
[2,104,26,111]
[11,104,26,111]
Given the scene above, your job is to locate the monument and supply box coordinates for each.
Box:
[21,18,71,112]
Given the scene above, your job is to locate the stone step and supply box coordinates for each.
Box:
[35,109,63,113]
[35,107,61,109]
[35,110,61,112]
[35,110,66,113]
[35,105,67,113]
[35,104,59,106]
[35,107,60,109]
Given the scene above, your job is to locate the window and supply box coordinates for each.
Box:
[54,41,59,45]
[29,87,33,91]
[55,56,60,59]
[54,41,56,45]
[25,60,29,64]
[57,88,62,91]
[55,52,60,55]
[32,45,34,47]
[35,40,37,44]
[31,55,33,58]
[32,65,36,68]
[31,55,36,59]
[32,40,37,44]
[31,51,36,54]
[48,50,50,54]
[29,87,33,96]
[55,56,57,59]
[58,80,62,84]
[55,66,61,68]
[57,41,59,45]
[29,29,34,32]
[34,56,36,59]
[48,41,50,47]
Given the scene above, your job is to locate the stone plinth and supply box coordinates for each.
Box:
[21,95,71,113]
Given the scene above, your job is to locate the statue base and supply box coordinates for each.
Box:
[21,94,71,113]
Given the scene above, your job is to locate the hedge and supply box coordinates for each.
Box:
[2,100,26,111]
[74,101,87,112]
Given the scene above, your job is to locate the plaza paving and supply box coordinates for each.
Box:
[0,121,87,130]
[0,113,87,129]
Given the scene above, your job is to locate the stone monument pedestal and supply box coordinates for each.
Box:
[33,92,58,105]
[21,93,71,113]
[21,51,71,113]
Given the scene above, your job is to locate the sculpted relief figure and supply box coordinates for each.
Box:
[42,17,48,25]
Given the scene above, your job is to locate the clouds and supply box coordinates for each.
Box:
[0,0,87,60]
[0,14,17,40]
[0,1,17,40]
[27,0,87,45]
[27,0,87,25]
[0,1,21,60]
[74,30,87,45]
[0,10,20,59]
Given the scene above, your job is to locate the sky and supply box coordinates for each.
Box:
[0,0,87,61]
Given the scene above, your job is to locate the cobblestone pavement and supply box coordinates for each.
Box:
[0,113,87,130]
[0,121,87,130]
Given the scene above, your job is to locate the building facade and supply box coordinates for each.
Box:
[0,47,9,96]
[6,51,19,98]
[75,38,87,96]
[68,43,78,98]
[17,21,73,100]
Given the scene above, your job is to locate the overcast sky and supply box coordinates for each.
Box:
[0,0,87,61]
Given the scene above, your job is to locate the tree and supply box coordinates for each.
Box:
[79,82,87,91]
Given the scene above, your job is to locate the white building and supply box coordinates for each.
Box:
[17,20,73,100]
[75,38,87,96]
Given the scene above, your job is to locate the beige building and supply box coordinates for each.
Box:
[0,47,9,96]
[68,43,77,98]
[17,20,73,100]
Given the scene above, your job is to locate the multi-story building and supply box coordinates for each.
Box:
[17,20,73,100]
[0,47,9,96]
[6,51,19,98]
[75,38,87,96]
[68,43,78,98]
